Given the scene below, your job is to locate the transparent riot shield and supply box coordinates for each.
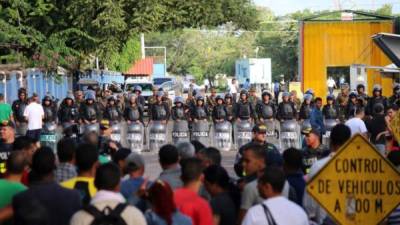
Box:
[127,122,144,152]
[110,122,122,143]
[191,120,211,147]
[322,119,338,146]
[213,121,232,151]
[81,123,100,135]
[234,120,253,150]
[15,122,27,137]
[147,121,167,152]
[300,119,312,148]
[279,120,300,152]
[264,119,279,145]
[40,122,58,152]
[172,120,190,145]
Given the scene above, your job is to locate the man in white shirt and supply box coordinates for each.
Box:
[242,166,309,225]
[24,94,44,141]
[345,107,367,137]
[229,78,239,102]
[326,77,336,95]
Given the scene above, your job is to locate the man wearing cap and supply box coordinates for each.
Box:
[234,124,279,177]
[149,91,170,124]
[301,127,329,174]
[98,120,121,156]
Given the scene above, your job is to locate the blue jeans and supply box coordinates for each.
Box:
[375,144,386,155]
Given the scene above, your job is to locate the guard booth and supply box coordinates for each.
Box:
[299,10,395,99]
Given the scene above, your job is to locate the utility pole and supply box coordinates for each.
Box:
[141,33,145,59]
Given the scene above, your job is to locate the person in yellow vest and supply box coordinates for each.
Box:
[61,143,98,205]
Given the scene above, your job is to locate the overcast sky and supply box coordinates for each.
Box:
[253,0,400,15]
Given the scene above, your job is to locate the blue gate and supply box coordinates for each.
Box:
[26,69,70,102]
[0,71,24,104]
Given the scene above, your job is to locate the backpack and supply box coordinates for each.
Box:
[84,203,128,225]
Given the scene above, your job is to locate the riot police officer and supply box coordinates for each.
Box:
[171,96,189,121]
[58,95,79,126]
[299,94,313,121]
[103,96,123,123]
[124,94,144,124]
[248,87,260,114]
[389,83,400,108]
[256,91,276,123]
[12,88,28,134]
[212,95,228,123]
[366,84,388,117]
[277,92,297,121]
[149,91,170,123]
[162,89,173,110]
[148,86,159,106]
[322,95,338,119]
[79,92,101,124]
[190,95,209,122]
[206,88,217,114]
[186,89,197,112]
[133,85,146,107]
[356,84,369,107]
[346,92,358,119]
[42,95,57,123]
[224,93,235,122]
[337,95,348,122]
[234,90,255,122]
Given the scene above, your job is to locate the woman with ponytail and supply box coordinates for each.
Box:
[145,180,192,225]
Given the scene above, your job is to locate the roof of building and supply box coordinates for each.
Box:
[124,58,154,76]
[302,10,394,22]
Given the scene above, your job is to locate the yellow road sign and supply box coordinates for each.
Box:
[390,111,400,143]
[307,134,400,225]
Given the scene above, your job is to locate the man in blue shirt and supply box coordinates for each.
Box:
[243,78,251,90]
[310,97,325,136]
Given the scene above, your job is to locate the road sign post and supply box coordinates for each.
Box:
[307,134,400,225]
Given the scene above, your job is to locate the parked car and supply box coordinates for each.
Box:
[153,77,175,86]
[159,81,176,102]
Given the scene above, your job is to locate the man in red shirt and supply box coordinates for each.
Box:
[174,158,214,225]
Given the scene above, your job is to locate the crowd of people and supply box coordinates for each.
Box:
[0,81,400,225]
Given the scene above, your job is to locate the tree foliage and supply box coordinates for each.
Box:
[0,0,259,73]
